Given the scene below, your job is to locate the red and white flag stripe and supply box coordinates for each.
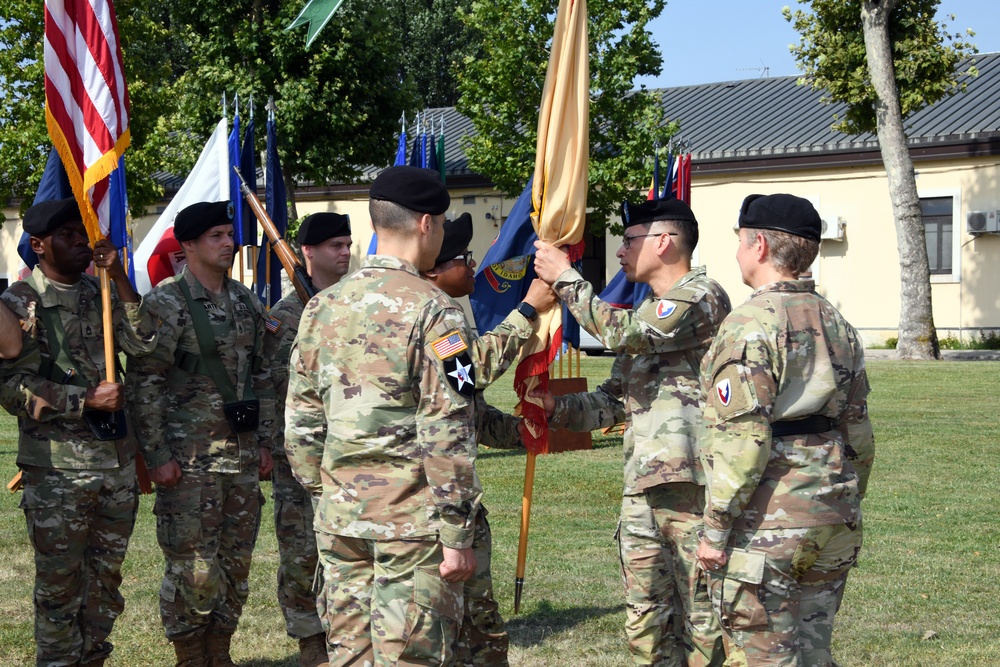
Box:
[44,0,130,242]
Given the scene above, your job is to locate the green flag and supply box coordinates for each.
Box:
[287,0,346,48]
[437,132,446,184]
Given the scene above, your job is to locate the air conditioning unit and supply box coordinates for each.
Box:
[820,216,845,241]
[967,210,1000,234]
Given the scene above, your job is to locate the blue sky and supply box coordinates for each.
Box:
[637,0,997,88]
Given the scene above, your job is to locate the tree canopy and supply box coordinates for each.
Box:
[455,0,678,233]
[1,0,422,218]
[783,0,977,134]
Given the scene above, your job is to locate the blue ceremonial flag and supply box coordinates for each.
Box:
[660,153,676,200]
[470,176,538,334]
[240,113,258,245]
[228,105,246,246]
[18,147,74,270]
[420,132,429,169]
[599,268,651,309]
[408,136,420,167]
[394,127,408,167]
[428,131,438,174]
[107,155,134,285]
[256,112,287,306]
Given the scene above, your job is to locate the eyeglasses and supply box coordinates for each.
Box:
[447,250,474,267]
[621,232,677,250]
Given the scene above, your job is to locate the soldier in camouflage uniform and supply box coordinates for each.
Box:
[0,197,158,667]
[421,212,556,667]
[534,198,730,667]
[696,194,875,667]
[128,201,276,667]
[264,212,354,667]
[285,166,484,666]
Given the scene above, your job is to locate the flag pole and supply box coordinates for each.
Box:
[514,451,537,614]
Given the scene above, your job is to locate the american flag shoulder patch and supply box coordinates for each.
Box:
[265,316,282,334]
[431,330,468,359]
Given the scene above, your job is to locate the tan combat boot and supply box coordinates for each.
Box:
[173,634,209,667]
[204,630,238,667]
[298,633,330,667]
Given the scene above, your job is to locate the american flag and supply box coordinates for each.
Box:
[431,332,467,359]
[44,0,131,243]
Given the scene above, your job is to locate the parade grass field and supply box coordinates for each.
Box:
[1,358,998,666]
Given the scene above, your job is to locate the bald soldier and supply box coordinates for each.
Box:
[696,194,874,666]
[263,212,353,667]
[129,201,276,667]
[533,198,730,667]
[0,197,157,667]
[285,166,482,666]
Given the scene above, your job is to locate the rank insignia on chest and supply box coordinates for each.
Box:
[431,331,468,359]
[716,378,732,406]
[265,316,281,334]
[445,352,476,397]
[656,300,677,319]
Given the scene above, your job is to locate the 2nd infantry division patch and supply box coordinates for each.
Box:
[431,330,469,359]
[445,352,476,397]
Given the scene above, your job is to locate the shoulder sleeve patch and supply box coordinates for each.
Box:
[265,316,282,335]
[431,330,469,360]
[655,299,677,319]
[710,341,759,421]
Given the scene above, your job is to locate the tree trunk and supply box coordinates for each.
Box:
[861,0,940,359]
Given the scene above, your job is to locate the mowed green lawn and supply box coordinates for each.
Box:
[0,358,998,666]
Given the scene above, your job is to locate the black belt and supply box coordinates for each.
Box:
[770,415,835,438]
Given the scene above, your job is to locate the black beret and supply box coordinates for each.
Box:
[23,197,83,236]
[174,201,235,242]
[369,166,449,215]
[297,212,351,246]
[434,213,474,265]
[621,198,697,229]
[738,194,821,242]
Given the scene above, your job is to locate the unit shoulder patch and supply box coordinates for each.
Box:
[444,352,476,397]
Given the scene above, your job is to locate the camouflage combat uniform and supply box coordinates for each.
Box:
[285,255,482,666]
[549,266,730,667]
[128,266,275,642]
[0,267,157,667]
[456,310,533,667]
[262,293,325,641]
[699,280,874,666]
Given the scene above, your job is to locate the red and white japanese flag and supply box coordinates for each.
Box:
[44,0,130,243]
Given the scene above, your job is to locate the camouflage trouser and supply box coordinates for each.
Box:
[272,454,324,639]
[316,533,464,667]
[455,509,508,667]
[19,461,138,667]
[154,471,263,640]
[707,523,862,667]
[618,484,724,667]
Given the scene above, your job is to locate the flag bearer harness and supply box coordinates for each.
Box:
[174,279,262,434]
[28,276,127,441]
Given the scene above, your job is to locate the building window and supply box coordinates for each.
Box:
[921,196,953,275]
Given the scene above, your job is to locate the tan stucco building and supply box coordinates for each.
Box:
[4,54,999,345]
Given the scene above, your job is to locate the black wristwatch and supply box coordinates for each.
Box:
[516,301,538,321]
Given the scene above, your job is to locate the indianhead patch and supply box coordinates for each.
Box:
[431,331,469,359]
[656,299,677,319]
[445,353,476,397]
[716,378,732,406]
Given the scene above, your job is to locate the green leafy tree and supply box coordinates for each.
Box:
[161,0,415,220]
[385,0,481,108]
[456,0,678,233]
[784,0,976,359]
[0,0,177,216]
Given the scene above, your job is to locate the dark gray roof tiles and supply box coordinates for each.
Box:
[243,52,1000,192]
